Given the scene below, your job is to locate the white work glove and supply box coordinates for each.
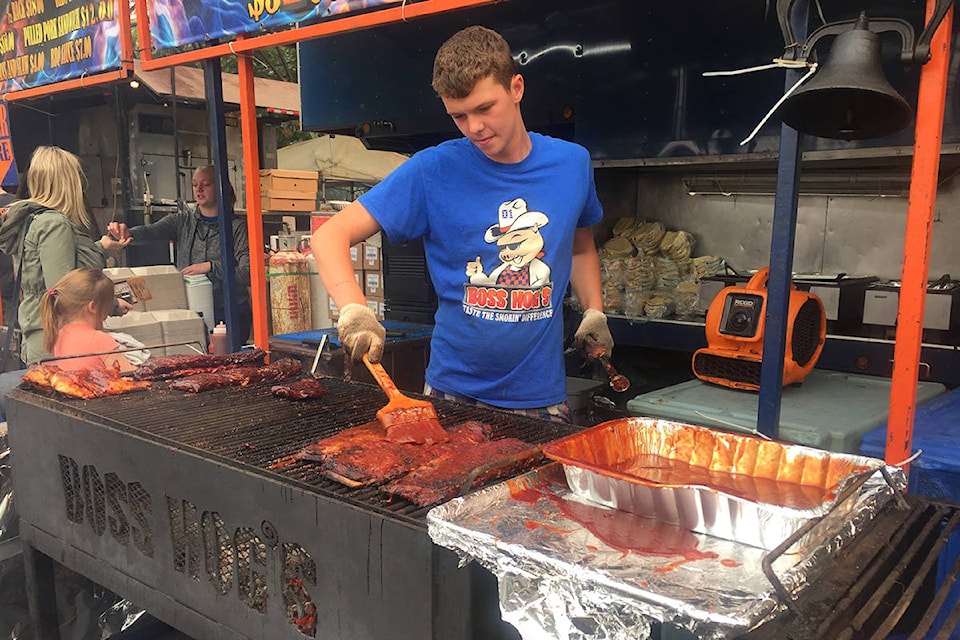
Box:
[337,303,386,363]
[574,308,614,354]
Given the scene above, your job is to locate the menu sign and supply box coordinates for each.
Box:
[147,0,401,50]
[0,0,122,92]
[0,99,16,185]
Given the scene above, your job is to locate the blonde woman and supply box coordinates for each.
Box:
[0,146,127,365]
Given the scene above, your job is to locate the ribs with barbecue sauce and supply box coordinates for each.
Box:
[271,378,329,400]
[21,365,151,399]
[134,348,267,380]
[295,420,541,506]
[169,358,302,393]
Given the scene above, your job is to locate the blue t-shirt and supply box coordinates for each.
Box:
[360,133,603,408]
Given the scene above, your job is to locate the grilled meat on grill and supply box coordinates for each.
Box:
[383,437,537,506]
[272,378,329,399]
[21,365,151,399]
[298,421,491,484]
[134,349,267,380]
[169,359,303,393]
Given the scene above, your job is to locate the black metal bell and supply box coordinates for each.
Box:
[779,15,912,140]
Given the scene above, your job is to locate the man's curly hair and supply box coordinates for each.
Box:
[432,26,518,99]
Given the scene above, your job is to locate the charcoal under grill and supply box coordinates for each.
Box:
[7,373,579,640]
[8,372,960,640]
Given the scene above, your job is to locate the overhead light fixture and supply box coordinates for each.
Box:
[683,170,912,197]
[129,79,140,89]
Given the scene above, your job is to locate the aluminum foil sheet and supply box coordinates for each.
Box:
[428,461,903,640]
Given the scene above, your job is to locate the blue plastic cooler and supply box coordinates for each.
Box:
[861,387,960,639]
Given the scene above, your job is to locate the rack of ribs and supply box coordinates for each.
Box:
[134,349,267,380]
[168,358,303,392]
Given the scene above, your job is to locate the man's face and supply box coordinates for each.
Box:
[496,228,543,269]
[192,169,217,209]
[441,74,525,163]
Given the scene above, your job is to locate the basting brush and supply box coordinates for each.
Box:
[362,354,449,445]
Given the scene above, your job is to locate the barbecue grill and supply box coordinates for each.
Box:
[7,374,575,640]
[6,372,960,639]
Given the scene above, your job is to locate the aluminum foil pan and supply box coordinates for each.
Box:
[543,417,884,551]
[428,460,902,640]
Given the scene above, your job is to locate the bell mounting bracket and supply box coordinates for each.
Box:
[776,0,953,65]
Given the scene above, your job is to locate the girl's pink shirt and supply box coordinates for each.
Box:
[52,322,121,371]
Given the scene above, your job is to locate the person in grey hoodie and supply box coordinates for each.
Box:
[0,146,127,365]
[108,165,252,341]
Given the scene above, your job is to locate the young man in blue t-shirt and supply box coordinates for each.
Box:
[311,25,613,423]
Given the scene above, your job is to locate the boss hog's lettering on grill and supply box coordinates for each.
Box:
[166,497,318,636]
[56,455,317,636]
[58,455,154,557]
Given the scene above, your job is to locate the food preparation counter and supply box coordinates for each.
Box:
[624,369,946,454]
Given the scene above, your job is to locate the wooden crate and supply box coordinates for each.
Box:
[261,189,316,212]
[259,169,319,193]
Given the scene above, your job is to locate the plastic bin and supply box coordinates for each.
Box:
[626,369,946,454]
[861,387,960,639]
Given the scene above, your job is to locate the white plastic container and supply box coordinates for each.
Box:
[306,254,331,329]
[183,275,215,334]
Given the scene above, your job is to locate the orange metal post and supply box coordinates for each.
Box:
[237,38,269,352]
[134,0,154,63]
[886,0,953,465]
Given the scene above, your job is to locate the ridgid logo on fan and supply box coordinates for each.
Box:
[462,197,555,322]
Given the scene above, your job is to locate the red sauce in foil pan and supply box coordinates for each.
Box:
[543,417,880,550]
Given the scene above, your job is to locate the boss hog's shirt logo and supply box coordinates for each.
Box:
[462,284,554,322]
[464,197,556,322]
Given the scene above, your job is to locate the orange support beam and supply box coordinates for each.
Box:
[138,0,500,71]
[886,0,953,466]
[236,37,269,352]
[3,69,130,101]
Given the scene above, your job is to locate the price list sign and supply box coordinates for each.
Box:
[0,0,122,92]
[147,0,400,50]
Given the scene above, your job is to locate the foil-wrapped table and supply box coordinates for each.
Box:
[428,463,900,640]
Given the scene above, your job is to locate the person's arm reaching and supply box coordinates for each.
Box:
[569,226,614,352]
[311,201,386,362]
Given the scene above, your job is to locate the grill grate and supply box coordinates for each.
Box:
[28,374,579,526]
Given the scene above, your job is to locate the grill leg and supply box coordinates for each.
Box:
[23,544,60,640]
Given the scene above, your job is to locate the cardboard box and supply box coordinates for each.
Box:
[327,295,340,321]
[103,311,164,355]
[362,243,381,270]
[363,271,384,300]
[366,299,385,320]
[104,266,187,312]
[259,169,319,193]
[350,245,363,270]
[151,309,208,356]
[261,191,316,212]
[353,270,363,288]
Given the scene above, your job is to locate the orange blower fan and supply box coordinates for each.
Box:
[692,267,826,391]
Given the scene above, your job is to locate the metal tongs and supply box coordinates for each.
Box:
[582,335,630,392]
[38,339,207,365]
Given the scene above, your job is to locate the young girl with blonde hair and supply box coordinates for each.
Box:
[40,268,136,372]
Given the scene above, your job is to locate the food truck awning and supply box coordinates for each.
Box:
[133,60,301,115]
